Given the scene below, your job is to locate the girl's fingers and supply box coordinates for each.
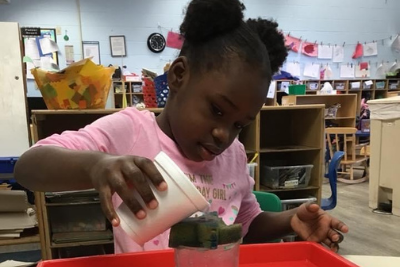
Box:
[99,185,119,226]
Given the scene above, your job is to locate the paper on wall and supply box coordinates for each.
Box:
[286,62,301,77]
[24,38,40,60]
[303,63,320,78]
[391,35,400,52]
[318,45,333,59]
[281,81,290,94]
[267,81,276,99]
[333,45,344,63]
[340,64,355,78]
[39,37,59,54]
[363,42,378,57]
[355,62,370,78]
[65,45,74,65]
[323,64,333,79]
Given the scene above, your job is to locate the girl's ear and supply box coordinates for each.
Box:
[167,56,189,94]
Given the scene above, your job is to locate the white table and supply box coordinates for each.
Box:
[343,255,400,267]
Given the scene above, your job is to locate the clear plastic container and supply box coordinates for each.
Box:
[48,204,106,233]
[247,163,257,179]
[174,242,239,267]
[261,165,313,189]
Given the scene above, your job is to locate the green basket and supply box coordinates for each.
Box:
[289,84,306,95]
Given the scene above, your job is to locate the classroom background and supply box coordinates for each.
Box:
[1,0,400,97]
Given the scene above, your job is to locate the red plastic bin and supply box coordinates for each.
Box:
[38,242,358,267]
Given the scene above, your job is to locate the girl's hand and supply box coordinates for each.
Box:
[89,155,167,227]
[291,203,348,252]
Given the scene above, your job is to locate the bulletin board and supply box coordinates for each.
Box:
[23,28,59,79]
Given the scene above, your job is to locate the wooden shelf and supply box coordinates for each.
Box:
[50,239,114,249]
[260,185,319,193]
[259,146,320,153]
[46,201,100,207]
[325,116,355,120]
[132,92,144,95]
[0,234,40,246]
[245,149,257,154]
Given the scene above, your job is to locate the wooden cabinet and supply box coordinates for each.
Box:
[272,79,400,111]
[32,109,162,260]
[112,80,144,108]
[240,105,325,203]
[281,94,357,127]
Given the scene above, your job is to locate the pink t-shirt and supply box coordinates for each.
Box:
[35,107,262,253]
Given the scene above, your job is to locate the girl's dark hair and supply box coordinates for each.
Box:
[179,0,287,78]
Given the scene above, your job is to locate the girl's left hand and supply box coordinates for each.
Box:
[290,203,349,252]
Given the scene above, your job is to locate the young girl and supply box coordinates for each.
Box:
[15,0,347,254]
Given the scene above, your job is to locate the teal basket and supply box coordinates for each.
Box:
[289,84,306,95]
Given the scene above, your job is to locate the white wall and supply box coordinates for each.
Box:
[0,0,399,96]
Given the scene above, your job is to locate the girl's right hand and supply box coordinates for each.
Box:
[89,155,167,227]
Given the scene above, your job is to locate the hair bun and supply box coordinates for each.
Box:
[180,0,245,43]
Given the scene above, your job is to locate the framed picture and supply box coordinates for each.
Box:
[82,41,101,64]
[110,35,126,57]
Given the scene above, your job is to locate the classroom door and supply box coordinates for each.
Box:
[0,22,30,157]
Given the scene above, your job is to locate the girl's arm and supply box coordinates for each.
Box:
[243,209,296,243]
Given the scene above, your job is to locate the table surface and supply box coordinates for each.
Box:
[343,255,400,267]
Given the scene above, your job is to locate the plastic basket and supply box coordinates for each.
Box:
[154,73,169,108]
[142,78,158,108]
[289,84,306,95]
[261,164,313,189]
[37,242,358,267]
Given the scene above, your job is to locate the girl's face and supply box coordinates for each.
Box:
[160,58,269,162]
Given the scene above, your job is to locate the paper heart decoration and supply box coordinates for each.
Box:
[285,35,301,53]
[153,240,160,246]
[360,62,369,70]
[166,31,184,50]
[352,43,363,59]
[302,42,318,57]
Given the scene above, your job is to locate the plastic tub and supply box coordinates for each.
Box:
[48,204,106,233]
[116,151,210,246]
[261,164,313,189]
[37,242,358,267]
[0,157,18,173]
[289,84,306,95]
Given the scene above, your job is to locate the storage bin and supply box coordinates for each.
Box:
[48,204,106,233]
[0,157,18,173]
[261,165,313,189]
[288,84,306,95]
[360,119,370,133]
[37,242,358,267]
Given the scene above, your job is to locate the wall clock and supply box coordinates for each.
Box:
[147,33,166,53]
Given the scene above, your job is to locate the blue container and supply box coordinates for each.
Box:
[154,72,169,108]
[0,157,19,183]
[0,157,18,173]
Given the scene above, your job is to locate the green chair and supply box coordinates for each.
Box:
[253,191,282,212]
[253,191,282,243]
